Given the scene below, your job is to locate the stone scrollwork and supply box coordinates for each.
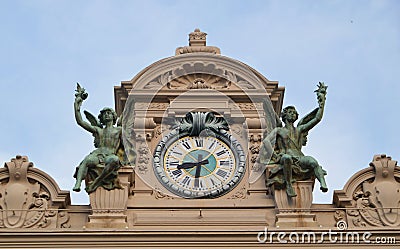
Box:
[0,155,71,229]
[153,188,174,200]
[57,211,71,228]
[334,154,400,227]
[334,210,347,227]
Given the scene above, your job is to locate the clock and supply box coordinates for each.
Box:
[153,128,246,198]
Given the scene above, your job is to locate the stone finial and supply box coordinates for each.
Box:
[175,29,221,55]
[189,28,207,46]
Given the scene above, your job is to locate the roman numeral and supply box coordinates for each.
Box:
[194,178,204,188]
[216,169,228,178]
[195,138,203,147]
[182,141,191,150]
[182,176,191,186]
[171,169,182,177]
[210,177,216,186]
[208,141,216,149]
[219,160,230,166]
[216,150,227,157]
[169,161,179,167]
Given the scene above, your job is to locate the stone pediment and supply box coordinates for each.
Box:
[114,29,284,116]
[114,53,284,115]
[144,60,258,91]
[133,54,270,91]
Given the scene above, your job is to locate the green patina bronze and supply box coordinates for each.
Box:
[72,83,127,194]
[259,82,328,197]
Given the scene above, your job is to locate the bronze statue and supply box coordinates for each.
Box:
[258,82,328,197]
[72,83,125,193]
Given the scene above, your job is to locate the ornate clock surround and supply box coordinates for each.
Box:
[115,32,284,212]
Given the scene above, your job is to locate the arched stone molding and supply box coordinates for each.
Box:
[114,53,284,115]
[132,54,266,90]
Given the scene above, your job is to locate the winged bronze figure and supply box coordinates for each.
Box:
[257,82,328,197]
[72,83,128,193]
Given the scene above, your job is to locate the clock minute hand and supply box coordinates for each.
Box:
[177,159,209,170]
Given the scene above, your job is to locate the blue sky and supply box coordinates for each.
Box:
[0,0,399,204]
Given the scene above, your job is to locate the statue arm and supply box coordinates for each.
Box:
[74,96,98,134]
[298,82,327,133]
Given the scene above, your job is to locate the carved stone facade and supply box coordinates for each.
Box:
[0,155,70,229]
[1,30,399,248]
[334,154,400,229]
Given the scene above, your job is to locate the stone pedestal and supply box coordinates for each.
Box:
[273,180,317,227]
[85,166,133,229]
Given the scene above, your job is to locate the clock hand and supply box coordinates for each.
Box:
[177,159,209,170]
[177,162,197,169]
[195,163,202,178]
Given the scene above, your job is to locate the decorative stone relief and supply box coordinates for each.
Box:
[0,155,71,229]
[57,211,71,228]
[136,135,151,174]
[143,61,254,90]
[227,186,248,199]
[168,74,230,90]
[334,210,347,227]
[149,102,169,110]
[334,154,400,227]
[249,134,262,166]
[153,188,174,200]
[238,103,256,110]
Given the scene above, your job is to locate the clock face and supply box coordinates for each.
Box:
[153,129,246,198]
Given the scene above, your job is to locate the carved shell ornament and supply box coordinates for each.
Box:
[144,62,253,90]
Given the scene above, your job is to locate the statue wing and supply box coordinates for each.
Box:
[84,110,102,148]
[121,99,137,166]
[298,108,318,126]
[263,99,282,131]
[84,110,102,128]
[248,99,280,184]
[116,115,123,127]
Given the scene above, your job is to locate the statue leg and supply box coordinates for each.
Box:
[86,155,121,193]
[280,154,296,197]
[73,155,98,192]
[299,156,328,193]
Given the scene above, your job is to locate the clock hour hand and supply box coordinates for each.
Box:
[177,159,209,170]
